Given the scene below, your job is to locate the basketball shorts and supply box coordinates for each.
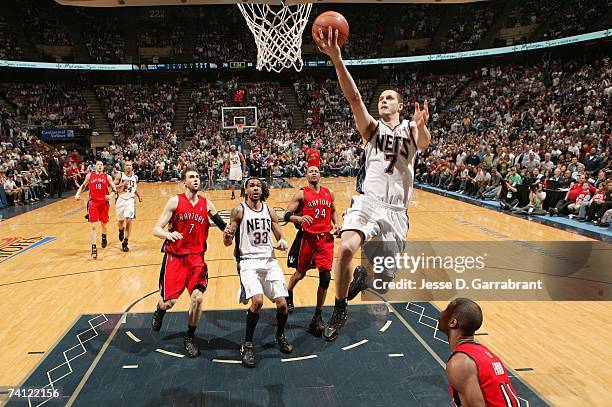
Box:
[229,167,242,182]
[238,258,288,304]
[159,252,208,301]
[88,199,110,223]
[341,194,408,278]
[295,231,334,273]
[115,197,136,219]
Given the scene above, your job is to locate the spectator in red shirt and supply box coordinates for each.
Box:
[550,175,595,216]
[307,145,321,168]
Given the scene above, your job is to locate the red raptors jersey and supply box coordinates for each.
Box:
[163,193,210,255]
[302,186,332,235]
[307,148,321,167]
[89,172,109,201]
[449,342,520,407]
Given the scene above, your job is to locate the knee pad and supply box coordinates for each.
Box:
[319,270,331,290]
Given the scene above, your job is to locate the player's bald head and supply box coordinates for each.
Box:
[438,298,483,337]
[451,298,483,336]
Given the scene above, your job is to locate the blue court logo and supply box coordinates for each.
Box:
[0,236,56,263]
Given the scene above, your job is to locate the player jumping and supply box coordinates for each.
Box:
[315,27,431,341]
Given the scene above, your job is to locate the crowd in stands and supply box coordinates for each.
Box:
[137,23,184,58]
[440,3,498,52]
[542,0,609,40]
[193,7,256,64]
[294,78,376,129]
[81,16,126,63]
[19,0,72,46]
[2,83,93,129]
[395,5,442,41]
[334,7,386,59]
[96,83,178,140]
[414,56,611,227]
[504,0,555,28]
[0,16,25,60]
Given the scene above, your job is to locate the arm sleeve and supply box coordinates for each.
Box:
[210,213,227,231]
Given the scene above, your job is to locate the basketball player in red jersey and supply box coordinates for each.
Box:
[439,298,521,407]
[284,166,338,336]
[75,160,117,259]
[307,144,321,168]
[150,169,227,357]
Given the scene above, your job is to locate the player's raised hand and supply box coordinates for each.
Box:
[166,231,183,242]
[414,100,430,130]
[315,27,341,60]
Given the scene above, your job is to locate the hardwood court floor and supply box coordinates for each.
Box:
[0,177,610,406]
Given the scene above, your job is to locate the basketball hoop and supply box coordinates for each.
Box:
[236,123,245,134]
[237,2,312,73]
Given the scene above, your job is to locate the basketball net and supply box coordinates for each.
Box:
[237,2,312,73]
[236,123,245,134]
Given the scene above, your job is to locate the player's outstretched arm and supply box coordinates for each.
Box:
[269,206,287,251]
[284,189,312,226]
[153,196,182,241]
[314,27,377,141]
[75,173,90,200]
[446,353,486,407]
[223,205,243,247]
[411,101,431,151]
[206,200,227,231]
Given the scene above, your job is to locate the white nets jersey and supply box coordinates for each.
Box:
[229,152,241,169]
[356,119,419,207]
[119,172,137,200]
[237,202,274,260]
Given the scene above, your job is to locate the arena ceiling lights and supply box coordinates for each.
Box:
[55,0,489,6]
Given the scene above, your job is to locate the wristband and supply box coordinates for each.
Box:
[277,239,287,247]
[283,211,293,222]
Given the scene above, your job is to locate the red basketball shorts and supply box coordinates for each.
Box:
[88,199,109,223]
[298,232,334,273]
[159,252,208,301]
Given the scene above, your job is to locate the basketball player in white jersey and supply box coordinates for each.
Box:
[226,145,246,199]
[315,27,431,341]
[114,160,142,252]
[223,177,292,367]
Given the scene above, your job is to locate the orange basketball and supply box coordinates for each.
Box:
[312,11,349,47]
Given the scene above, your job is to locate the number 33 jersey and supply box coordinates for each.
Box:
[237,202,274,260]
[357,120,419,208]
[163,193,210,255]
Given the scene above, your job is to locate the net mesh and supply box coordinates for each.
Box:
[237,2,313,73]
